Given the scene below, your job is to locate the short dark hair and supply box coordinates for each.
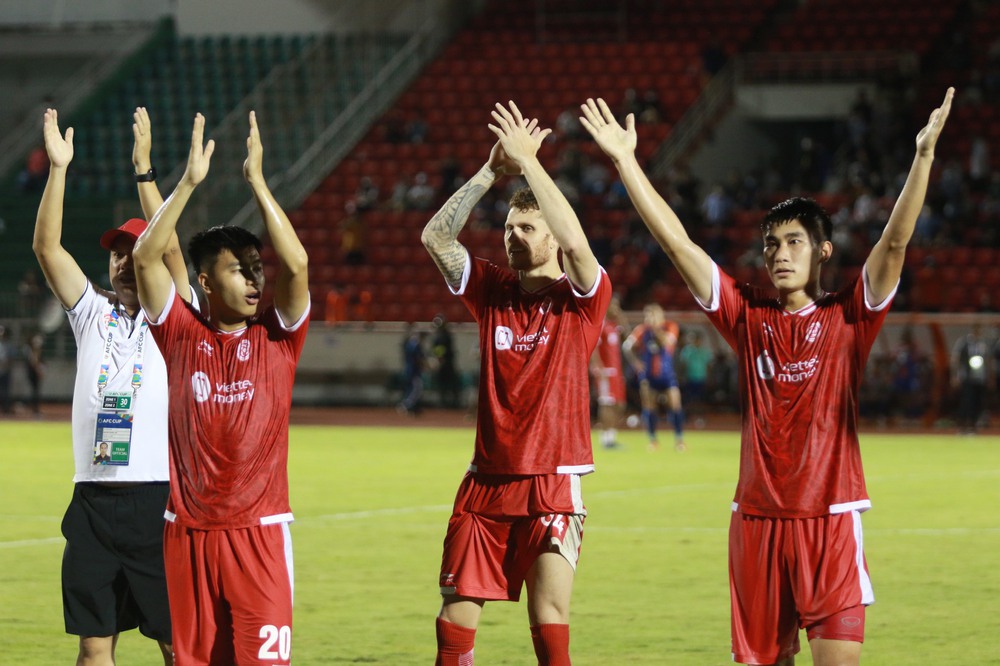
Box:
[188,225,262,273]
[761,197,832,246]
[508,187,539,212]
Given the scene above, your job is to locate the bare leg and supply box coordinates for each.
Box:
[809,638,861,666]
[76,635,116,666]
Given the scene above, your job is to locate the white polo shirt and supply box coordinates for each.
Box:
[67,282,195,483]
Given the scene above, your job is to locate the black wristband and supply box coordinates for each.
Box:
[135,167,156,183]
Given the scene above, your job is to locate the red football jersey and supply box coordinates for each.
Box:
[149,288,309,529]
[455,256,612,475]
[595,320,625,374]
[701,264,891,518]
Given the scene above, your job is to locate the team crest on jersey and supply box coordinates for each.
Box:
[197,340,213,356]
[236,338,251,362]
[756,350,775,380]
[191,371,212,403]
[805,322,822,343]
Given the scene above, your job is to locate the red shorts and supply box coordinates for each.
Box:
[439,472,586,601]
[164,521,294,665]
[729,510,873,664]
[596,367,626,405]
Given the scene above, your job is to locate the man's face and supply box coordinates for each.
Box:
[763,219,827,293]
[504,208,555,272]
[108,236,138,309]
[200,246,264,324]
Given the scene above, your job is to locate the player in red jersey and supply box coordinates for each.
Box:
[592,296,627,449]
[133,111,309,665]
[421,101,611,665]
[582,88,953,666]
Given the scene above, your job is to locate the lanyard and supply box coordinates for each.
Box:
[97,307,148,399]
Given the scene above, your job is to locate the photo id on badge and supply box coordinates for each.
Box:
[93,395,133,465]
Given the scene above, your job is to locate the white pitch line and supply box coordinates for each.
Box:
[0,537,63,549]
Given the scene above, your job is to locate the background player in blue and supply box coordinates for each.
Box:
[623,303,686,451]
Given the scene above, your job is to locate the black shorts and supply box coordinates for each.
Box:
[60,482,171,642]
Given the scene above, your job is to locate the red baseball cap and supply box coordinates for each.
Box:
[99,218,148,250]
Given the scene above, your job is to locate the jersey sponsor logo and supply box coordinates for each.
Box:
[755,351,775,380]
[776,356,819,383]
[189,373,256,404]
[197,340,214,356]
[191,371,212,402]
[805,322,822,343]
[495,325,551,352]
[494,326,513,350]
[237,338,251,362]
[213,379,256,404]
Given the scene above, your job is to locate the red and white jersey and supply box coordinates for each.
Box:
[700,264,893,518]
[453,254,612,475]
[148,286,310,529]
[594,320,625,374]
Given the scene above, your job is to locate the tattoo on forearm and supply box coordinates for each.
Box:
[424,175,490,285]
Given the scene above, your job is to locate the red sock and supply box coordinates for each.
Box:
[530,624,571,666]
[435,617,476,665]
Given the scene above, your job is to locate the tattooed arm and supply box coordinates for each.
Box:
[421,137,524,289]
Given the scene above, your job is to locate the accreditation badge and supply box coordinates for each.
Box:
[92,392,133,465]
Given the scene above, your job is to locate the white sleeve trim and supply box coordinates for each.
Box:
[570,266,606,299]
[65,281,95,315]
[146,283,178,326]
[556,463,596,475]
[830,499,872,514]
[447,249,472,296]
[862,264,897,311]
[260,512,295,525]
[277,297,311,332]
[188,284,201,312]
[694,263,722,312]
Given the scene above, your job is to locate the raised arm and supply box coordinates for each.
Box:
[421,119,531,288]
[489,101,599,291]
[134,114,214,321]
[132,106,192,302]
[244,110,308,326]
[32,108,87,308]
[865,88,953,305]
[581,98,714,303]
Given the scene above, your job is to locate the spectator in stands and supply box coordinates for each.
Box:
[384,109,407,144]
[969,136,990,192]
[555,106,583,140]
[439,155,463,192]
[407,111,429,144]
[638,88,662,124]
[581,87,953,666]
[17,144,49,192]
[580,155,610,195]
[621,87,642,118]
[890,327,926,423]
[406,172,436,210]
[701,183,734,226]
[339,201,366,265]
[354,176,380,212]
[17,269,42,317]
[952,323,990,434]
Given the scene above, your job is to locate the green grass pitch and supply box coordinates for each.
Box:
[2,420,998,664]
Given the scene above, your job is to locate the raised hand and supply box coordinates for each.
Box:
[243,110,264,186]
[181,113,214,187]
[487,117,539,176]
[487,101,552,167]
[132,107,153,172]
[579,98,636,164]
[42,108,73,169]
[916,87,954,158]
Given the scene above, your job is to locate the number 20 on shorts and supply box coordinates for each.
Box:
[258,624,291,661]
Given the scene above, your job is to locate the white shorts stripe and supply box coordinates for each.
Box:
[570,474,585,514]
[851,510,875,605]
[281,522,295,604]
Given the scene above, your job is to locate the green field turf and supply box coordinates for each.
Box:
[2,420,998,665]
